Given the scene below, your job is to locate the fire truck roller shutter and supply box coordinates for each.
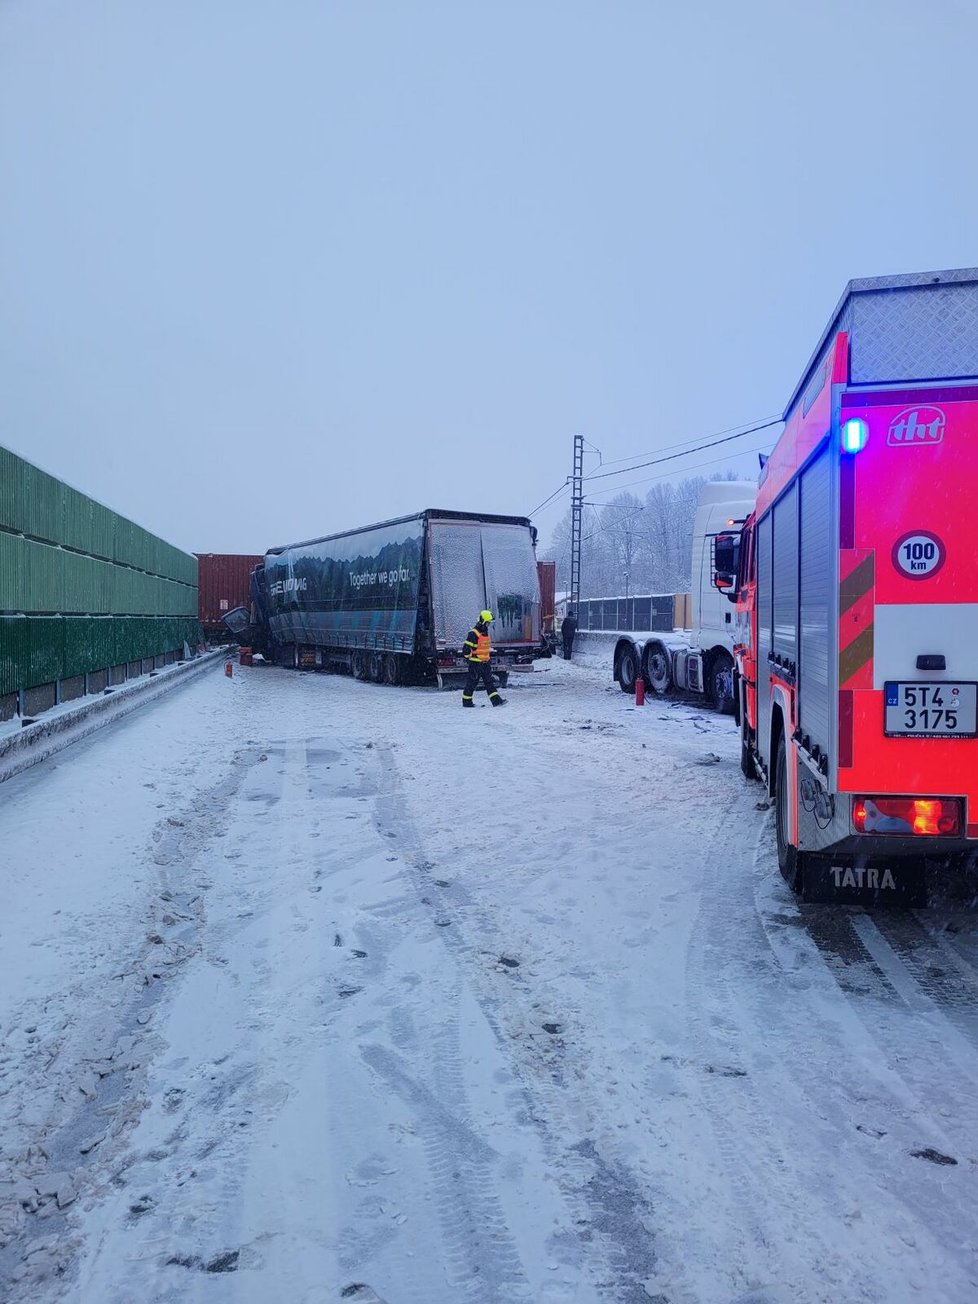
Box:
[772,482,799,674]
[798,449,834,766]
[757,511,774,781]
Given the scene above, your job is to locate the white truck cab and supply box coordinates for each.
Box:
[613,480,755,711]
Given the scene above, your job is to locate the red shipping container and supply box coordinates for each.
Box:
[196,553,263,635]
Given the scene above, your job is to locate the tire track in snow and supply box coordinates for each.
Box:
[679,804,817,1302]
[861,911,978,1046]
[372,742,659,1304]
[756,858,978,1165]
[366,744,544,1303]
[358,1039,531,1304]
[677,806,976,1303]
[0,748,255,1304]
[746,824,978,1299]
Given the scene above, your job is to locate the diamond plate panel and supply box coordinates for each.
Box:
[786,272,978,415]
[850,283,978,383]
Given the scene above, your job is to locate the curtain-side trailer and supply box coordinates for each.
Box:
[225,509,542,687]
[723,268,978,904]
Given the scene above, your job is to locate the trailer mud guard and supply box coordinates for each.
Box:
[799,856,926,908]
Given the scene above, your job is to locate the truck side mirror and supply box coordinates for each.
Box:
[712,533,739,597]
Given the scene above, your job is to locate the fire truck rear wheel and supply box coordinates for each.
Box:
[617,646,638,694]
[709,653,735,715]
[775,733,802,892]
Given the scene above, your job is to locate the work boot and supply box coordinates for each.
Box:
[462,697,474,708]
[490,696,506,706]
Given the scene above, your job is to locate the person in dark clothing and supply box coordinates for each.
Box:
[561,609,578,660]
[461,610,506,707]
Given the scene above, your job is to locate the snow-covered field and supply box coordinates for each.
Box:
[2,654,978,1303]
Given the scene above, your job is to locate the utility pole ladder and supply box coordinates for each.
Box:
[570,433,583,611]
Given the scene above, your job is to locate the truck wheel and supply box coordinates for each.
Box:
[383,653,400,686]
[367,651,384,683]
[644,642,671,695]
[709,652,735,715]
[351,650,366,680]
[617,646,638,694]
[775,733,802,892]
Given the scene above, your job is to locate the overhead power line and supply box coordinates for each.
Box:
[530,411,782,522]
[528,481,570,517]
[582,413,781,473]
[583,440,777,501]
[582,416,782,484]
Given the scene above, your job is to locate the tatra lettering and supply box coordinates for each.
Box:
[831,866,898,890]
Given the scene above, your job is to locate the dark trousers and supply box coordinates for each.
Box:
[462,660,500,699]
[562,633,575,660]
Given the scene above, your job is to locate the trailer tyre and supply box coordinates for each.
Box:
[617,646,638,694]
[644,642,671,695]
[351,650,367,680]
[775,733,802,893]
[383,653,401,686]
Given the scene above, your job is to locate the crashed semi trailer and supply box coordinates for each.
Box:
[728,267,978,905]
[243,509,541,687]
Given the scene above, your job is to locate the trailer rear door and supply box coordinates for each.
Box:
[428,519,540,650]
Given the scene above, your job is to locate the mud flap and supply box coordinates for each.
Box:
[800,856,927,907]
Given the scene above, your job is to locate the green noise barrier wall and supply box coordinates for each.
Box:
[0,445,199,700]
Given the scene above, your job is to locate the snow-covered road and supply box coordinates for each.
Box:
[2,655,978,1303]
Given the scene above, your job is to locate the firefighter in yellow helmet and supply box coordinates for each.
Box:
[461,610,506,707]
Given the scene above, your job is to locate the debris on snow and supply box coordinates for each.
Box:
[910,1147,957,1165]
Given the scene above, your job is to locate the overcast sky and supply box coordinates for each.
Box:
[2,0,975,556]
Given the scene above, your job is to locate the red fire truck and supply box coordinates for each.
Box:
[717,268,978,904]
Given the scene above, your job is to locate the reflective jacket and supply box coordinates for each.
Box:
[463,623,491,662]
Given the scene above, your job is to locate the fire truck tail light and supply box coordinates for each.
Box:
[852,796,962,837]
[842,417,869,453]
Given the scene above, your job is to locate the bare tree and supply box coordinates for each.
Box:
[540,470,743,599]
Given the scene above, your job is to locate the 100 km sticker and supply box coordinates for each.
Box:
[892,530,946,579]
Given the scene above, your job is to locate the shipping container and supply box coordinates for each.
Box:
[196,554,264,636]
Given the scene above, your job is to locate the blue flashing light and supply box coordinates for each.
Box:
[842,417,869,453]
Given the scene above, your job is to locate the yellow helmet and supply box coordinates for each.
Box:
[480,610,493,623]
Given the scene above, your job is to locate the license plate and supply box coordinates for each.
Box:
[883,681,978,737]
